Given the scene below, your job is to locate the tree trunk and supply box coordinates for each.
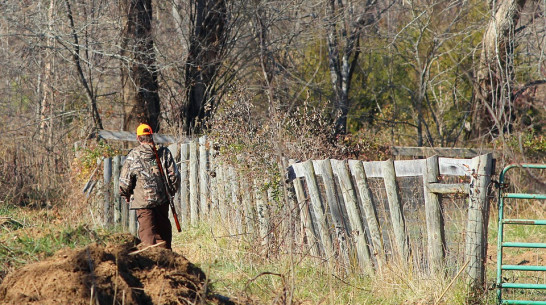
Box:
[183,0,227,134]
[120,0,161,133]
[326,0,373,137]
[39,0,55,145]
[472,0,528,139]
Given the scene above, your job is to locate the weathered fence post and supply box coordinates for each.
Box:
[254,179,270,249]
[317,160,350,270]
[113,155,121,224]
[129,209,137,236]
[189,139,199,225]
[209,147,218,219]
[120,156,128,230]
[348,160,385,270]
[289,160,320,258]
[423,155,446,274]
[216,164,228,221]
[332,159,374,273]
[302,160,335,260]
[180,143,190,226]
[240,176,255,236]
[465,153,493,289]
[103,157,112,226]
[229,166,243,235]
[382,159,410,263]
[199,136,209,216]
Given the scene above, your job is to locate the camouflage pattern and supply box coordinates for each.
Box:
[119,144,180,209]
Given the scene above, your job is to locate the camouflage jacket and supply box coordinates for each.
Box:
[119,144,180,209]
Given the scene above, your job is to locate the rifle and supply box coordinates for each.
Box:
[150,141,182,233]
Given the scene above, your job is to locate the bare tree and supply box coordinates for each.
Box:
[472,0,530,139]
[182,0,227,134]
[120,0,161,132]
[325,0,387,136]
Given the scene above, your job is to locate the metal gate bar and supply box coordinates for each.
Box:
[496,164,546,305]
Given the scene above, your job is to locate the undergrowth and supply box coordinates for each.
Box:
[0,203,116,284]
[172,219,498,304]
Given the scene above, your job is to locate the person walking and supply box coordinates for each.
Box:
[120,123,180,250]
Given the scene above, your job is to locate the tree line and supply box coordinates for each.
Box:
[0,0,544,204]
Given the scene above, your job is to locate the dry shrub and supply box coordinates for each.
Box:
[208,90,389,170]
[0,138,67,207]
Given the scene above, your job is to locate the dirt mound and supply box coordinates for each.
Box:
[0,234,233,305]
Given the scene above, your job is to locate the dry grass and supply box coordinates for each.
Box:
[171,217,493,304]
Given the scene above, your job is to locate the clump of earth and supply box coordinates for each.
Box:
[0,234,236,305]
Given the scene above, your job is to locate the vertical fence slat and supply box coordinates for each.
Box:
[113,156,121,224]
[317,160,350,269]
[240,176,255,236]
[423,156,446,273]
[290,160,320,257]
[465,153,493,289]
[209,148,218,219]
[189,140,199,225]
[179,143,190,226]
[229,166,243,235]
[121,156,128,230]
[216,164,228,221]
[348,160,385,269]
[332,160,374,273]
[199,136,209,216]
[284,157,300,249]
[129,209,137,236]
[103,157,112,226]
[382,159,410,263]
[302,160,334,260]
[254,179,270,249]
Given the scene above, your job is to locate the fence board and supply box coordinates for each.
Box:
[209,148,218,219]
[129,209,137,236]
[382,159,410,263]
[229,166,243,235]
[428,183,469,194]
[290,160,320,257]
[240,176,255,236]
[180,144,190,226]
[189,140,199,225]
[97,130,177,144]
[103,157,112,226]
[216,165,228,221]
[302,160,334,260]
[254,179,270,248]
[465,153,493,289]
[348,160,385,269]
[332,160,374,273]
[392,146,494,158]
[290,158,472,179]
[423,156,446,273]
[199,137,209,216]
[113,156,121,224]
[316,160,351,269]
[120,156,128,230]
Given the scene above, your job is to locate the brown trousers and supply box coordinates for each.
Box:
[136,203,172,250]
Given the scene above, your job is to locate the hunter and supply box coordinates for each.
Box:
[120,123,180,250]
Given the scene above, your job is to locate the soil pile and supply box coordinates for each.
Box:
[0,234,233,305]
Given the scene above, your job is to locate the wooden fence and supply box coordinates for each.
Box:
[98,136,494,289]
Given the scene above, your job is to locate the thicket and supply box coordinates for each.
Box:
[0,1,543,201]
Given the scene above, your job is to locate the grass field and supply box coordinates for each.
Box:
[3,201,546,304]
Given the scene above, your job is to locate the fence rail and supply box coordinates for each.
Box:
[98,137,494,289]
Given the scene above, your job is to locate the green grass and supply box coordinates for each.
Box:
[488,203,546,303]
[0,203,113,280]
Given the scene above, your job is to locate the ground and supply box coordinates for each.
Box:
[0,234,237,305]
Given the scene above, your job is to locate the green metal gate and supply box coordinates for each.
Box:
[497,164,546,305]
